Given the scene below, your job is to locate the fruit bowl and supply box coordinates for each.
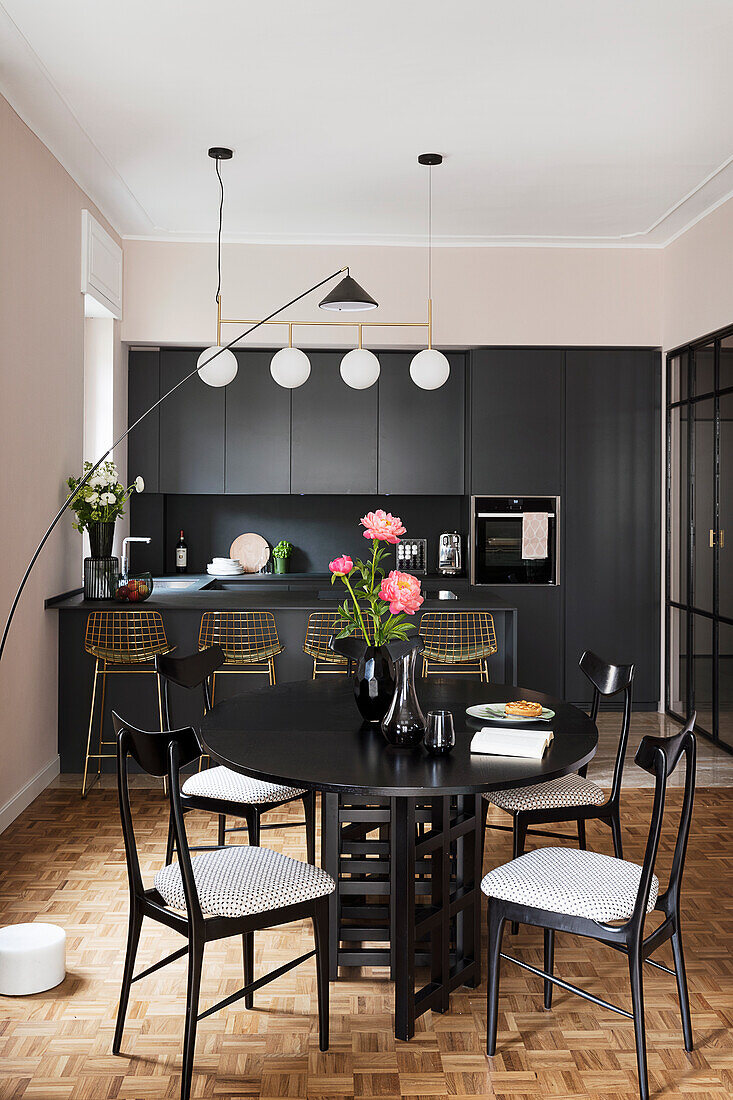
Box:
[114,572,153,603]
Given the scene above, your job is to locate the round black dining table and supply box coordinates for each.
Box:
[200,677,597,1040]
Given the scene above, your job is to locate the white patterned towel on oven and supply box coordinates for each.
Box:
[521,512,548,560]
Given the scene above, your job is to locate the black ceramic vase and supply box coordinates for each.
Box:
[380,637,426,748]
[332,636,396,723]
[88,520,115,559]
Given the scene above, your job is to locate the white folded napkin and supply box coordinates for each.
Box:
[470,726,554,759]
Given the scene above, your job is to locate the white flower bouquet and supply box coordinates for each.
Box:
[67,461,144,532]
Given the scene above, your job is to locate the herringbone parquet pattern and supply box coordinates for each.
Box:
[0,783,732,1099]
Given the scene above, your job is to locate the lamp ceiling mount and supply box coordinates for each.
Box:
[418,153,443,166]
[208,147,233,160]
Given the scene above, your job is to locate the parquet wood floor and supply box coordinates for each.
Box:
[1,775,733,1097]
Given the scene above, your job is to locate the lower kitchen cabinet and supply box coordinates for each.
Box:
[507,587,563,698]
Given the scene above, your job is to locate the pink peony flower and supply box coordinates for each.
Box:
[360,509,406,544]
[329,555,353,576]
[378,570,424,615]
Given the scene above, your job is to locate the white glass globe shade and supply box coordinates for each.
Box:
[197,346,238,387]
[270,346,311,388]
[409,348,451,390]
[340,348,380,389]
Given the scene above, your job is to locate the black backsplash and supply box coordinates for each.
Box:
[130,495,468,575]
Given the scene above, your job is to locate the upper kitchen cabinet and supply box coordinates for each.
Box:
[225,351,291,493]
[159,348,225,493]
[127,349,160,493]
[378,352,465,494]
[563,349,661,706]
[470,349,563,495]
[291,351,377,494]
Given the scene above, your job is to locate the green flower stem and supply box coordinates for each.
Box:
[341,573,371,644]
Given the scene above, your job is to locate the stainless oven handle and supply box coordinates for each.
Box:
[477,512,556,519]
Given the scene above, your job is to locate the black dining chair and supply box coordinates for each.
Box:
[156,647,316,866]
[112,711,334,1100]
[482,712,696,1100]
[482,651,634,863]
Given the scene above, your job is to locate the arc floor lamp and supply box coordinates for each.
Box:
[0,148,378,664]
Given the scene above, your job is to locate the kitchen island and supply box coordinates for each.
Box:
[48,575,517,773]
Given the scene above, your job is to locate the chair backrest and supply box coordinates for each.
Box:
[113,711,204,922]
[630,713,696,925]
[155,645,225,727]
[578,650,634,805]
[303,612,349,660]
[85,610,169,659]
[198,611,280,661]
[419,611,497,659]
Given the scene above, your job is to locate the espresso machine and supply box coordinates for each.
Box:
[438,531,462,575]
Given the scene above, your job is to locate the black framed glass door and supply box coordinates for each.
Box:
[667,330,733,751]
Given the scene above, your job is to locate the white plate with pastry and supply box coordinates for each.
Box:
[466,700,555,723]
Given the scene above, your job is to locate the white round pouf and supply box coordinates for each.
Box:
[0,923,66,996]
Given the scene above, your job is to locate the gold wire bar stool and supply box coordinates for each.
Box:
[419,611,498,681]
[198,611,283,696]
[302,612,350,679]
[82,610,174,796]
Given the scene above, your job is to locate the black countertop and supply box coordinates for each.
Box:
[47,574,517,612]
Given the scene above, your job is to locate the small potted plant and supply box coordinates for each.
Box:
[272,539,293,574]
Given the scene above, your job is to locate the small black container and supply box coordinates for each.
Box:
[83,556,119,600]
[331,637,396,724]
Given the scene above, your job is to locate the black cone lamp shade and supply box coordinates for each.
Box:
[318,274,378,311]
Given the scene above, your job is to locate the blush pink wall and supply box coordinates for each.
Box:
[663,197,733,351]
[122,239,663,349]
[0,95,123,822]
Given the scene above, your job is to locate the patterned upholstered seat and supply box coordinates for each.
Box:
[182,765,305,806]
[154,844,335,919]
[485,772,606,814]
[481,846,659,923]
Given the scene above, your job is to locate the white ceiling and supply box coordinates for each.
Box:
[2,0,733,246]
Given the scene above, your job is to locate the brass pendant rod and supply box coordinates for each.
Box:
[220,317,428,329]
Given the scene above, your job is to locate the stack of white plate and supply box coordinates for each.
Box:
[206,557,245,577]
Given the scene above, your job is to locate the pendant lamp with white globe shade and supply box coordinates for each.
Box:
[271,329,312,389]
[340,346,380,389]
[410,153,450,391]
[197,345,239,387]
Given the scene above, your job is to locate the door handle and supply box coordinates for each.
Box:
[710,529,715,548]
[722,530,726,549]
[709,529,725,548]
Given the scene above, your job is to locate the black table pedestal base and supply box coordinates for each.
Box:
[322,792,483,1040]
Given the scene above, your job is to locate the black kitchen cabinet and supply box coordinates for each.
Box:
[127,349,160,493]
[226,351,291,493]
[508,587,563,698]
[291,351,377,494]
[470,349,563,495]
[159,348,225,494]
[378,352,465,494]
[564,349,661,705]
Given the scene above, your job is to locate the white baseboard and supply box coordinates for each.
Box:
[0,755,60,835]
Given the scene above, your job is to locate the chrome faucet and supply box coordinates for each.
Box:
[121,536,151,576]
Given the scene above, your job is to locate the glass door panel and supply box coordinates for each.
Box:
[720,391,733,621]
[720,336,733,391]
[693,342,715,396]
[667,605,688,716]
[719,622,733,749]
[692,399,715,613]
[691,613,714,735]
[669,353,688,403]
[669,405,688,604]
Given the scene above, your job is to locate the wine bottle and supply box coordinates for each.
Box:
[175,530,188,574]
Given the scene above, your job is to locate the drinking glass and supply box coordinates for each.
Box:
[424,710,455,755]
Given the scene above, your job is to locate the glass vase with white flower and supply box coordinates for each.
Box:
[67,461,144,558]
[329,509,425,723]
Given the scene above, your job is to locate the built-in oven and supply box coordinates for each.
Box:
[471,496,559,585]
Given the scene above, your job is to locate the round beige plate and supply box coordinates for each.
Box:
[229,533,270,573]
